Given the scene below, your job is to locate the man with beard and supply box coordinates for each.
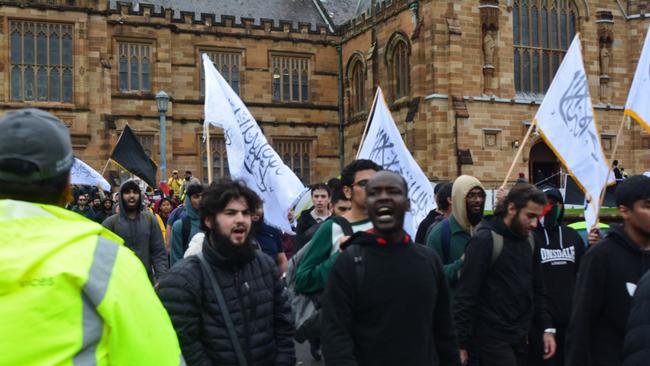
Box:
[70,193,95,220]
[426,175,485,293]
[454,184,555,366]
[158,179,295,366]
[93,197,114,223]
[566,175,650,366]
[103,180,168,284]
[322,171,460,366]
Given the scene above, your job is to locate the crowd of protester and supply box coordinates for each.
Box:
[3,108,650,366]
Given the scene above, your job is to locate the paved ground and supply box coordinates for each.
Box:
[295,341,323,366]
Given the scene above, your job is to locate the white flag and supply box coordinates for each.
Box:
[202,54,306,233]
[625,25,650,133]
[534,35,610,231]
[357,87,436,239]
[70,158,111,192]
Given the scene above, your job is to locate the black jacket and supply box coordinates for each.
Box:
[623,270,650,366]
[532,221,585,325]
[157,239,295,366]
[566,226,650,366]
[454,217,551,348]
[415,208,442,244]
[322,231,460,366]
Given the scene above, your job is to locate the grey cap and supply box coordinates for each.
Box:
[0,108,74,182]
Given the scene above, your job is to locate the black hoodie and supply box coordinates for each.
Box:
[321,231,460,366]
[565,225,650,366]
[532,188,586,325]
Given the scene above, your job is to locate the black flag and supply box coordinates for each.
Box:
[110,125,157,188]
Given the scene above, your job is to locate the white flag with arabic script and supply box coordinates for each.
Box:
[202,54,307,233]
[625,24,650,133]
[534,35,610,230]
[357,87,436,239]
[71,158,111,192]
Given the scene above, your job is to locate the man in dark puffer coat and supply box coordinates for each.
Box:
[623,270,650,366]
[158,179,295,366]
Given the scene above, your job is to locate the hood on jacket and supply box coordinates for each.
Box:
[184,184,204,221]
[451,175,485,234]
[539,186,565,228]
[0,200,123,294]
[608,224,647,256]
[118,180,143,218]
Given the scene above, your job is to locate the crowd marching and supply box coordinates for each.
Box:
[2,108,650,366]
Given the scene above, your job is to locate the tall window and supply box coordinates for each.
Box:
[274,139,311,184]
[10,21,73,102]
[135,133,155,158]
[272,55,309,102]
[388,39,410,100]
[513,0,577,95]
[350,59,366,114]
[200,136,230,183]
[118,42,151,92]
[200,50,241,95]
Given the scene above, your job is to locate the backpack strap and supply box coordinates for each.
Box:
[197,252,248,366]
[331,216,354,236]
[489,230,535,266]
[181,216,192,252]
[440,218,452,264]
[490,230,504,266]
[346,244,365,299]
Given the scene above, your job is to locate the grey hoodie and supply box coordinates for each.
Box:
[102,180,168,283]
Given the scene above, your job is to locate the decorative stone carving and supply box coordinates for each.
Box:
[479,0,499,95]
[596,10,614,102]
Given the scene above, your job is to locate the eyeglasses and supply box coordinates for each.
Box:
[352,179,368,188]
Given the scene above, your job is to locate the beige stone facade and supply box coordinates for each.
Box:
[1,0,649,188]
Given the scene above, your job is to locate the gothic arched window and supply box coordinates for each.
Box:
[390,40,410,99]
[348,57,366,114]
[513,0,578,95]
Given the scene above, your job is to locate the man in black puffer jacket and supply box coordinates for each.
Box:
[158,179,295,366]
[624,270,650,366]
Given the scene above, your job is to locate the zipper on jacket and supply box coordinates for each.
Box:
[234,271,253,363]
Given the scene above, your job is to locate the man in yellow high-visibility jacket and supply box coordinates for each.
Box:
[0,108,184,366]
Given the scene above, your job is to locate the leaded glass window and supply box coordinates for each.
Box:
[10,21,73,102]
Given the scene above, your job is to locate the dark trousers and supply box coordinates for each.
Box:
[476,336,528,366]
[528,325,566,366]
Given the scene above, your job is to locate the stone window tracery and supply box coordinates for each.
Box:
[200,136,230,183]
[118,42,152,92]
[513,0,578,96]
[200,50,241,95]
[273,139,312,184]
[10,20,73,103]
[272,55,309,102]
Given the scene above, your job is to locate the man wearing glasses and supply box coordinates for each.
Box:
[295,159,381,295]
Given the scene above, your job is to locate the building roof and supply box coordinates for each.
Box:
[109,0,330,29]
[317,0,358,25]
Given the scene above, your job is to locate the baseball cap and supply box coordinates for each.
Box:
[0,108,74,183]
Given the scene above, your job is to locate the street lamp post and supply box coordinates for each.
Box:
[156,90,169,184]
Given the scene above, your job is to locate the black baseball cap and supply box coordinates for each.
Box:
[0,108,73,183]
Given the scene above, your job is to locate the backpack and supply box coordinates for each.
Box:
[439,219,535,266]
[285,216,357,335]
[180,216,192,253]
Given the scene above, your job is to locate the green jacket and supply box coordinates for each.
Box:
[0,199,184,366]
[426,215,471,291]
[295,217,372,294]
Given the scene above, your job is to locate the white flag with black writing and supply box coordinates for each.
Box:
[357,87,435,239]
[71,158,111,191]
[202,54,306,233]
[625,24,650,133]
[534,35,610,230]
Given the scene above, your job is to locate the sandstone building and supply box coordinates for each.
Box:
[1,0,648,189]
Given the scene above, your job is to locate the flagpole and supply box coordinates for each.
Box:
[100,159,111,177]
[356,89,380,159]
[595,113,627,221]
[206,126,213,184]
[500,120,537,190]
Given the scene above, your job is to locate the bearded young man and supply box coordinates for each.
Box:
[454,184,556,366]
[321,171,460,366]
[158,179,295,366]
